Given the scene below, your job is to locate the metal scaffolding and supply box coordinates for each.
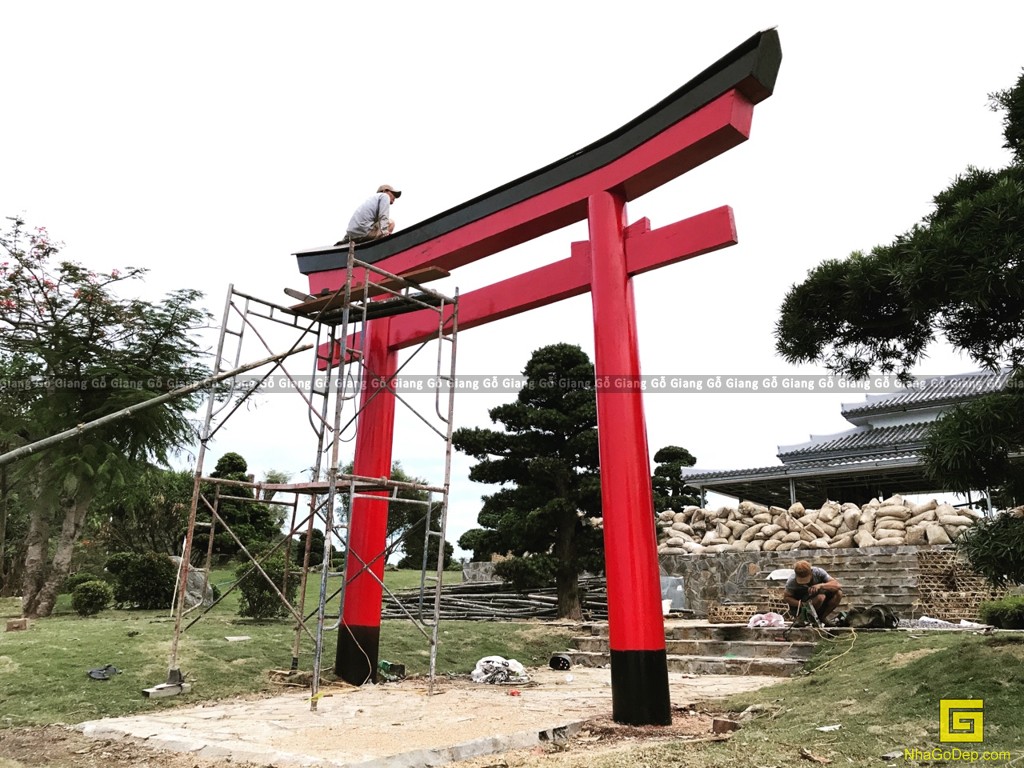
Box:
[162,244,459,706]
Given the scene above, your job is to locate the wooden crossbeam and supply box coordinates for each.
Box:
[287,266,449,316]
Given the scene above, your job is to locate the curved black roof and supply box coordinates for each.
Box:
[296,28,781,276]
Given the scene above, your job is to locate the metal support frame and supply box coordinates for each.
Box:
[164,245,459,708]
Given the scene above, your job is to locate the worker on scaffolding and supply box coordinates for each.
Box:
[336,184,402,245]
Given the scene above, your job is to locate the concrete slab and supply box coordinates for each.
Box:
[75,666,781,767]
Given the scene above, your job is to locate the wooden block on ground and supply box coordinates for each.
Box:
[712,717,741,734]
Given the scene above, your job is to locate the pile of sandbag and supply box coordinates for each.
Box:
[657,495,983,555]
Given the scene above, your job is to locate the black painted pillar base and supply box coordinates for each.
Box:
[335,624,380,685]
[610,649,672,725]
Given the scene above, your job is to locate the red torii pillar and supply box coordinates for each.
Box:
[303,28,781,723]
[335,204,738,725]
[588,189,668,720]
[337,317,396,678]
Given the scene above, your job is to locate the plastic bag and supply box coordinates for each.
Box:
[471,655,529,684]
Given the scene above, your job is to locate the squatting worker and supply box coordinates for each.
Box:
[337,184,402,245]
[784,559,844,624]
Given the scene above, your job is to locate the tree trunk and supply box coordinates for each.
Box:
[554,501,582,620]
[0,463,10,595]
[556,565,582,620]
[21,474,94,618]
[28,494,91,617]
[20,485,51,617]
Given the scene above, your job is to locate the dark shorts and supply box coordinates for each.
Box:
[337,228,387,246]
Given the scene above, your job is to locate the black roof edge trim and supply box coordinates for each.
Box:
[296,28,781,276]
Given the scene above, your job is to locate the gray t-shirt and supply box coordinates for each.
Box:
[346,192,391,238]
[785,566,832,599]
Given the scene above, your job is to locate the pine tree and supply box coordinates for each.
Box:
[454,343,603,620]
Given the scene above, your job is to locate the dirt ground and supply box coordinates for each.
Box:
[0,713,724,768]
[0,668,778,768]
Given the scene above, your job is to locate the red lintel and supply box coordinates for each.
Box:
[307,90,753,296]
[315,206,736,364]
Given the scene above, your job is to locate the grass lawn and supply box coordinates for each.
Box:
[0,569,573,727]
[585,630,1024,767]
[4,572,1023,767]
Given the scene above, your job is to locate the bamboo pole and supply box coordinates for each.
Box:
[0,344,314,467]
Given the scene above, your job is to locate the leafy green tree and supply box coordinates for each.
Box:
[651,445,699,513]
[1,347,35,595]
[396,519,453,571]
[93,466,194,556]
[294,527,328,567]
[0,445,27,596]
[338,460,453,571]
[956,508,1024,587]
[776,70,1024,384]
[774,69,1024,585]
[454,343,603,620]
[775,70,1024,494]
[0,217,210,617]
[389,463,452,571]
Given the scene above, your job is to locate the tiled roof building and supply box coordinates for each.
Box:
[680,370,1012,507]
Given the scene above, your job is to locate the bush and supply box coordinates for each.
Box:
[62,571,104,594]
[293,529,326,567]
[978,596,1024,629]
[235,555,297,619]
[105,551,178,609]
[71,580,113,616]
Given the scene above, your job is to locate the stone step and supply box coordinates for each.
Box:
[573,634,817,659]
[666,624,826,642]
[565,650,805,677]
[572,636,610,653]
[666,638,818,659]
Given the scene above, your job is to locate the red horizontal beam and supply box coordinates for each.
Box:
[386,205,736,350]
[307,90,752,296]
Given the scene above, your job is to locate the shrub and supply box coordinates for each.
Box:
[105,551,178,609]
[236,555,297,619]
[978,596,1024,629]
[293,529,326,567]
[71,580,113,616]
[62,571,104,594]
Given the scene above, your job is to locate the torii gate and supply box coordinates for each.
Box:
[295,30,781,725]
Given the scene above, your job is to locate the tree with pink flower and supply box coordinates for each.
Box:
[0,216,210,616]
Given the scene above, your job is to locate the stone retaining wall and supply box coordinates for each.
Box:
[659,545,1006,621]
[462,561,497,582]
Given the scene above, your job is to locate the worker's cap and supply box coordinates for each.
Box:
[793,560,813,584]
[378,184,402,198]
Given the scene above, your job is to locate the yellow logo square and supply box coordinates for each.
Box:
[940,699,984,743]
